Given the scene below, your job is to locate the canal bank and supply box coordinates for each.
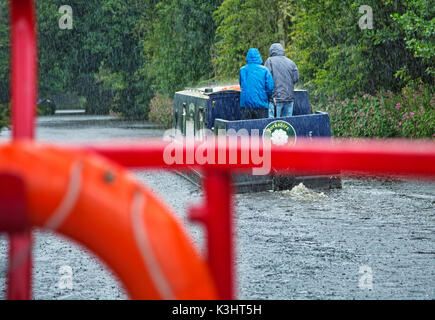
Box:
[0,114,433,299]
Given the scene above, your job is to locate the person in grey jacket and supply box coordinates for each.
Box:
[264,43,299,118]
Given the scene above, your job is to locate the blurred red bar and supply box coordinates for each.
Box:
[189,171,234,299]
[83,138,435,179]
[7,0,38,300]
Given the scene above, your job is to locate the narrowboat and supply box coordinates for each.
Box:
[173,86,341,193]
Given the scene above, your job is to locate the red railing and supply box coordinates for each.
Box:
[81,139,435,179]
[3,0,38,300]
[1,0,434,300]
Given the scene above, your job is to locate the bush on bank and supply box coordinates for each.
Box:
[37,99,56,116]
[148,93,173,128]
[316,84,435,139]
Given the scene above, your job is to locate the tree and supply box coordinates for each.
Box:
[392,0,435,78]
[288,0,433,99]
[212,0,282,79]
[144,0,222,96]
[36,0,153,117]
[0,1,9,104]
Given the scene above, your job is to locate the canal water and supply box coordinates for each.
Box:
[0,113,434,299]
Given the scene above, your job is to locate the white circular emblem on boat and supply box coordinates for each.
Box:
[263,120,297,146]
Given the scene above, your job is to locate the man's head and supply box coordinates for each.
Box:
[269,43,285,57]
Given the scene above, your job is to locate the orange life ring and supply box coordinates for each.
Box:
[0,142,218,299]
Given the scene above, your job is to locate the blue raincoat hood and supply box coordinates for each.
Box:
[239,48,274,109]
[246,48,263,64]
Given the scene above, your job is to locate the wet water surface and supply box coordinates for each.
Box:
[0,114,433,299]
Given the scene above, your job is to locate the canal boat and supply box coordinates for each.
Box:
[173,86,341,193]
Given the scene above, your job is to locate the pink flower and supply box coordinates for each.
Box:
[409,112,414,117]
[398,122,402,127]
[395,103,401,110]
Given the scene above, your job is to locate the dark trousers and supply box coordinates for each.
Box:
[241,107,268,120]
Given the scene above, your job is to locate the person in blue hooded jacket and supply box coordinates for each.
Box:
[239,48,274,119]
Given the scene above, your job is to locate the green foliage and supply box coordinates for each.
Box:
[0,103,9,131]
[37,99,56,116]
[212,0,433,98]
[317,84,435,138]
[0,2,9,104]
[81,0,152,118]
[289,0,433,100]
[0,3,10,130]
[148,93,174,128]
[392,0,435,77]
[213,0,282,79]
[144,0,222,96]
[36,0,152,118]
[1,0,433,139]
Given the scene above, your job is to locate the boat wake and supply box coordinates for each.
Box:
[281,183,327,202]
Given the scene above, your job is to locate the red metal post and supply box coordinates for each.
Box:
[0,174,27,232]
[11,0,37,140]
[190,170,235,299]
[7,0,38,300]
[0,175,31,300]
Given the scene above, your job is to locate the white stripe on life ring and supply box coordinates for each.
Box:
[45,161,83,231]
[131,191,175,300]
